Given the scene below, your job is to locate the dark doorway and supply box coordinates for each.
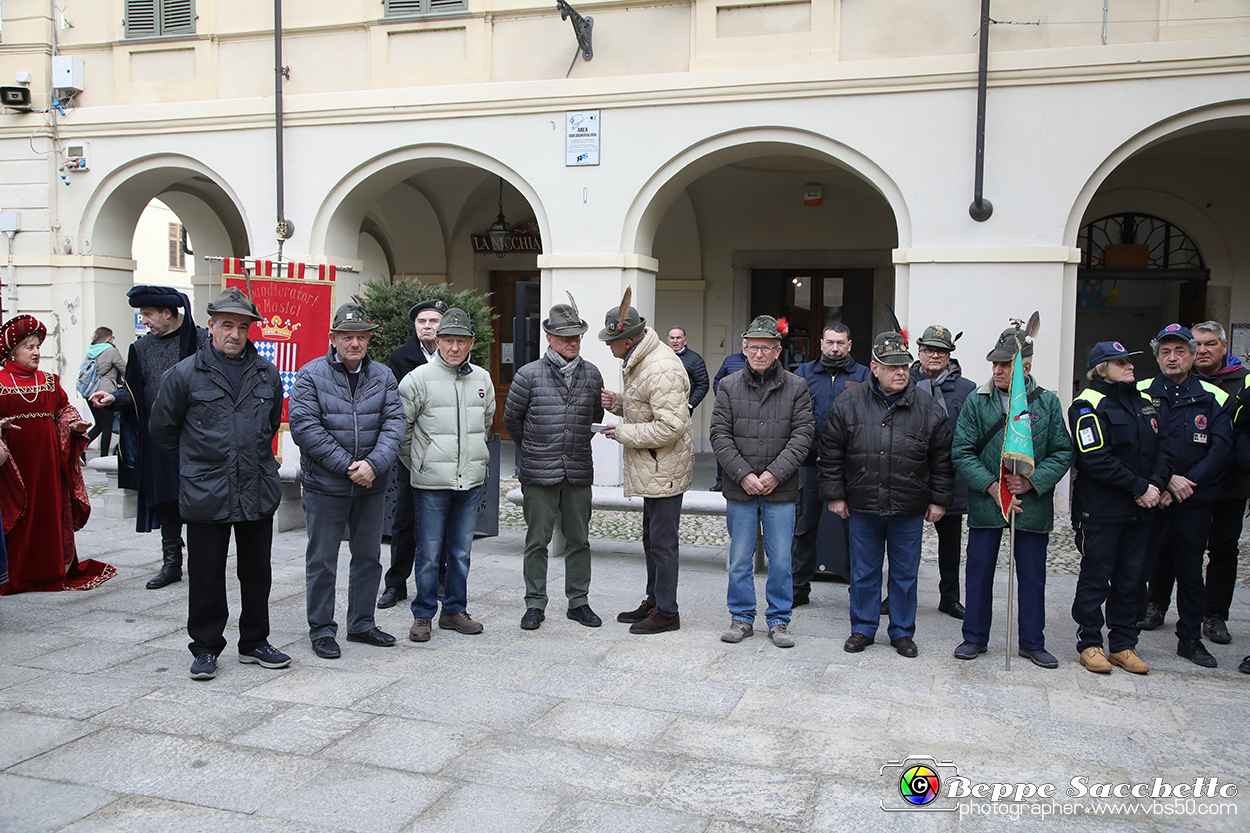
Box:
[489,270,540,439]
[751,268,874,369]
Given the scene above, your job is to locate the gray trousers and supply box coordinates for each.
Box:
[303,489,384,640]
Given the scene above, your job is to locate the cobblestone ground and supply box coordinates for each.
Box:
[498,478,1250,586]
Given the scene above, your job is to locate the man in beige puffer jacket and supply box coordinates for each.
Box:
[600,297,693,634]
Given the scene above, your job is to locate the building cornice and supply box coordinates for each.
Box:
[4,36,1247,138]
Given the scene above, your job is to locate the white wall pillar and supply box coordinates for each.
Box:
[538,253,660,486]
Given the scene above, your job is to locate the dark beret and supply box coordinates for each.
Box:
[128,285,186,311]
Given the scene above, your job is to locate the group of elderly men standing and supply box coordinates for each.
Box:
[111,278,1250,680]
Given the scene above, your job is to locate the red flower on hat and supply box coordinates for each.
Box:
[776,317,789,336]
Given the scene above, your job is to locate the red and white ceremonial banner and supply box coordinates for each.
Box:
[222,258,336,438]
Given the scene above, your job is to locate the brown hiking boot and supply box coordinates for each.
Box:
[616,599,652,624]
[1108,649,1149,675]
[629,609,680,634]
[408,617,432,643]
[438,611,484,634]
[1079,646,1112,674]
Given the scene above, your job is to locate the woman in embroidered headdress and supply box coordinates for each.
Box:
[0,315,114,593]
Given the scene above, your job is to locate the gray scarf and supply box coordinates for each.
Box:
[916,367,950,409]
[547,347,581,385]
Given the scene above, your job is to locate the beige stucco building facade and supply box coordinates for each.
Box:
[1,0,1247,480]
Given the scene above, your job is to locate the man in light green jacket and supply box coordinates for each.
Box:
[398,308,495,644]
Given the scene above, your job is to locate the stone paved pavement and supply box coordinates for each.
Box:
[3,496,1250,831]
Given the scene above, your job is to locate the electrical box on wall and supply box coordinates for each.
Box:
[51,56,84,93]
[65,142,90,171]
[804,183,823,206]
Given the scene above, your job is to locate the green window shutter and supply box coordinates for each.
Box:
[162,0,196,35]
[429,0,467,12]
[385,0,425,15]
[124,0,159,38]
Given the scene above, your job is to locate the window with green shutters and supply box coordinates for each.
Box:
[384,0,468,18]
[124,0,196,39]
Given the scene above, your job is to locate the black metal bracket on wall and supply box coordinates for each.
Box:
[969,0,994,222]
[557,0,594,76]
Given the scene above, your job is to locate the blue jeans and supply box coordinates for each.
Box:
[847,511,923,641]
[411,486,481,619]
[726,498,796,627]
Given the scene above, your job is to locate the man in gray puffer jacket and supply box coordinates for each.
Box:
[289,303,406,660]
[503,299,604,631]
[711,315,813,649]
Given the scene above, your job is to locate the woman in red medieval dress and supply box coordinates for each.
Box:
[0,315,114,594]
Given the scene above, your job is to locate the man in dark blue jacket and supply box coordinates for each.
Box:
[290,303,406,659]
[669,327,710,413]
[909,324,977,619]
[1135,325,1231,668]
[791,322,869,603]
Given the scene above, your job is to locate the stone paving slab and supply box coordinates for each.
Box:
[3,479,1250,832]
[0,773,118,833]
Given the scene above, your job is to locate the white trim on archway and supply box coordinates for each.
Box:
[308,144,551,265]
[1064,102,1250,248]
[79,153,252,260]
[621,126,911,257]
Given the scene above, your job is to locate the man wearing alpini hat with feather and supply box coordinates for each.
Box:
[599,289,694,635]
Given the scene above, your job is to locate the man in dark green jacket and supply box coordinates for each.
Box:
[950,327,1073,668]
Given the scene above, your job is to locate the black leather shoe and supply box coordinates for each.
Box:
[891,636,919,658]
[1177,638,1217,668]
[311,637,341,659]
[377,586,406,609]
[346,627,397,647]
[880,596,889,615]
[792,587,810,607]
[1239,656,1250,674]
[844,633,874,653]
[567,605,602,628]
[521,607,545,630]
[939,600,966,620]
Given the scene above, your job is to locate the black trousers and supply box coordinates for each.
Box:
[86,403,115,456]
[1204,497,1244,620]
[384,478,417,592]
[1072,522,1150,654]
[791,464,850,590]
[186,518,273,656]
[934,512,964,607]
[156,502,184,548]
[1144,501,1211,641]
[642,494,683,617]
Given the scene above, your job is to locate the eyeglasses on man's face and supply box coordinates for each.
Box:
[744,345,780,355]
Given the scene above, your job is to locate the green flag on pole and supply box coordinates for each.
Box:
[998,327,1036,522]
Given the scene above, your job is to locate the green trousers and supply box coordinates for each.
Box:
[522,481,593,609]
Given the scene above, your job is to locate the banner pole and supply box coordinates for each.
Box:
[1005,470,1016,671]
